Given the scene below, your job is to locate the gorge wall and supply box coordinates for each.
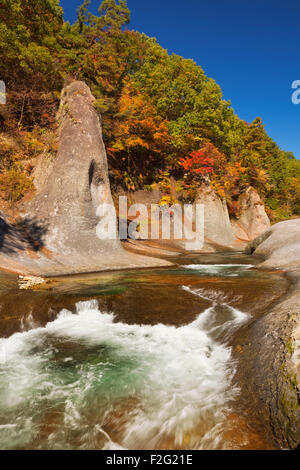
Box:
[0,81,272,275]
[120,182,270,255]
[232,186,271,242]
[245,219,300,448]
[195,184,235,247]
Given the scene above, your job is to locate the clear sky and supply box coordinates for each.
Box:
[60,0,300,158]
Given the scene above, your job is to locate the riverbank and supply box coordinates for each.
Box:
[236,220,300,448]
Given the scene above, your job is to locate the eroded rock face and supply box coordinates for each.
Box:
[232,187,270,242]
[29,81,120,255]
[242,274,300,449]
[247,218,300,269]
[246,219,300,448]
[0,82,171,275]
[195,184,235,247]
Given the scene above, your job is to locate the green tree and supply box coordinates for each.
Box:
[0,0,63,89]
[0,0,299,219]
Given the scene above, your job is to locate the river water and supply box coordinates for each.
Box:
[0,253,289,450]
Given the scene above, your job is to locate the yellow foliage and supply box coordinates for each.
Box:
[159,195,178,207]
[23,131,44,155]
[0,168,34,204]
[114,82,170,152]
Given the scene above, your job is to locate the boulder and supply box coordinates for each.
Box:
[247,218,300,269]
[195,184,235,247]
[232,187,270,242]
[0,81,171,276]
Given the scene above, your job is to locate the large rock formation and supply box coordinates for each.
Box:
[0,81,171,276]
[29,82,118,252]
[116,183,271,253]
[245,218,300,448]
[247,218,300,269]
[195,184,235,247]
[232,187,270,242]
[236,272,300,449]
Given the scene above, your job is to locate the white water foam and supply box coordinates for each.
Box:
[0,296,249,450]
[182,286,250,342]
[183,264,254,277]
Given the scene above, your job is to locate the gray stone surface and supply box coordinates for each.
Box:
[247,218,300,268]
[245,219,300,448]
[244,272,300,448]
[195,184,235,246]
[232,186,270,241]
[0,81,171,275]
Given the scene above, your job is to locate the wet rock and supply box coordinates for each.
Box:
[247,273,300,448]
[244,220,300,448]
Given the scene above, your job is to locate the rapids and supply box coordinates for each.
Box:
[0,254,290,449]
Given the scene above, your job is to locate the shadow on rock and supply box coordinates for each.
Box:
[0,215,48,255]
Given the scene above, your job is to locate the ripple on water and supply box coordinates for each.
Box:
[0,296,249,450]
[183,264,254,277]
[0,257,288,450]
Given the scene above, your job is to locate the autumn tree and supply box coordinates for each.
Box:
[0,0,299,219]
[0,0,65,131]
[107,82,171,188]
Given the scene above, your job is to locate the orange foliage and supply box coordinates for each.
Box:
[112,83,170,153]
[180,151,214,175]
[179,143,227,178]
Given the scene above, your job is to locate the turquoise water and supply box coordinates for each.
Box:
[0,256,288,449]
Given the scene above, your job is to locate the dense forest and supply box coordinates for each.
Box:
[0,0,299,222]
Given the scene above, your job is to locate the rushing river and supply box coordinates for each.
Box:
[0,253,289,450]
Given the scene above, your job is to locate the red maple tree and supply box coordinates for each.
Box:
[179,150,215,176]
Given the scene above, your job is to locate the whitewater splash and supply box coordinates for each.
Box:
[0,295,250,450]
[182,286,250,342]
[183,264,254,277]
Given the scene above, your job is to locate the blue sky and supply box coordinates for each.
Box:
[61,0,300,158]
